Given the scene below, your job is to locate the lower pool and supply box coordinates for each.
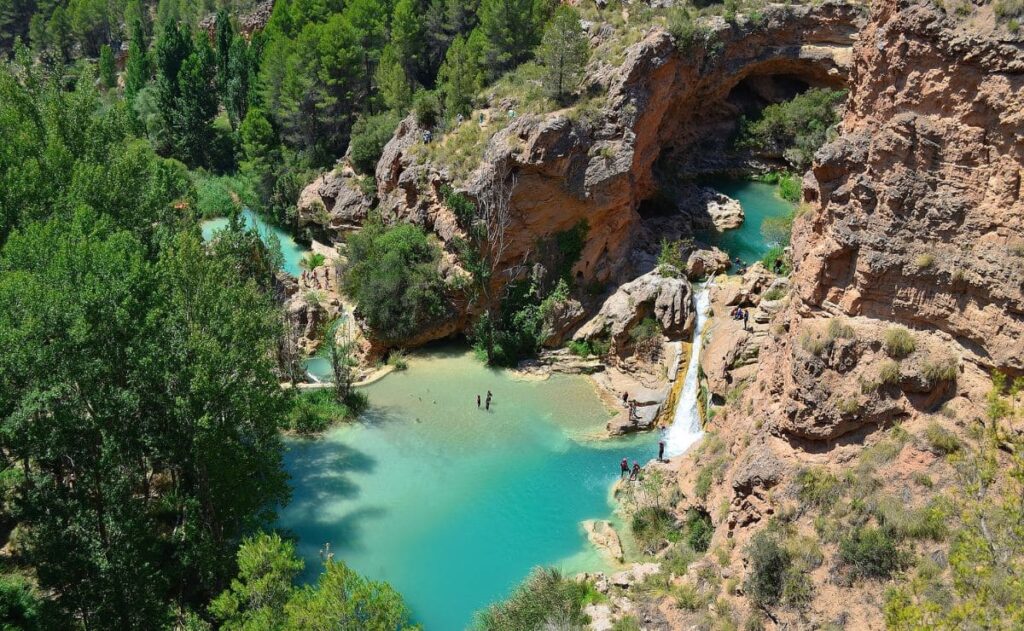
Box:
[277,347,659,629]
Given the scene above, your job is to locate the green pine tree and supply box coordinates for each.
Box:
[98,43,116,90]
[536,5,588,102]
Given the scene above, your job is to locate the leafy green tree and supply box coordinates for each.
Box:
[376,43,413,112]
[46,6,73,62]
[348,111,400,174]
[390,0,425,84]
[68,0,113,57]
[0,0,35,51]
[124,13,150,99]
[284,561,414,630]
[344,0,389,112]
[343,219,448,343]
[437,34,480,117]
[474,568,591,630]
[475,0,545,79]
[536,5,587,102]
[0,212,290,627]
[209,532,304,630]
[98,43,116,89]
[738,88,847,170]
[155,26,219,166]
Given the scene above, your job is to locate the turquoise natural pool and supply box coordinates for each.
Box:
[277,348,658,629]
[697,178,795,265]
[201,209,310,277]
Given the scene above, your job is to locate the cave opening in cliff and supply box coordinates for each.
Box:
[725,73,815,120]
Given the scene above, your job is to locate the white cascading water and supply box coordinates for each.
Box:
[663,284,712,458]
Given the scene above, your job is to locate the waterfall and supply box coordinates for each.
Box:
[663,284,712,458]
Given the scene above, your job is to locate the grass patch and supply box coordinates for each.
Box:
[286,389,365,434]
[873,495,949,541]
[884,326,916,358]
[387,350,408,371]
[567,337,610,358]
[795,467,841,512]
[914,253,935,269]
[762,285,786,301]
[827,318,856,340]
[921,355,958,382]
[922,421,961,455]
[839,526,907,580]
[859,427,910,469]
[879,360,901,386]
[631,506,679,553]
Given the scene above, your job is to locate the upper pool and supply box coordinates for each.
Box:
[201,209,310,277]
[696,178,794,265]
[277,347,659,629]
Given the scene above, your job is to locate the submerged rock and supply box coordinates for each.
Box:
[582,519,625,563]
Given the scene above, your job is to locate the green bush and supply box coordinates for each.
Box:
[567,338,609,358]
[349,112,401,175]
[762,286,786,301]
[923,421,961,455]
[629,317,661,343]
[827,318,856,340]
[760,245,789,274]
[922,355,958,382]
[343,219,447,343]
[776,173,801,203]
[194,173,259,219]
[745,530,790,607]
[611,616,642,631]
[839,526,906,579]
[287,390,359,434]
[412,90,441,128]
[473,568,591,630]
[387,350,408,371]
[737,88,847,170]
[683,508,714,552]
[657,238,686,277]
[879,360,901,386]
[631,506,677,552]
[0,574,45,630]
[795,467,841,511]
[884,326,916,358]
[300,252,326,270]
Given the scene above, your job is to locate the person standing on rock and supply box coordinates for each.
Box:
[622,392,628,407]
[743,309,749,331]
[658,440,666,462]
[620,458,629,478]
[630,462,641,481]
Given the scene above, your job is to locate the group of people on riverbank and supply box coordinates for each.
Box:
[618,440,667,482]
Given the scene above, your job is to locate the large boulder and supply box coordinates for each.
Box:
[297,167,373,237]
[574,270,695,353]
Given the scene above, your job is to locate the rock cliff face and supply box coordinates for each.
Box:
[371,3,859,323]
[633,1,1024,628]
[798,0,1024,373]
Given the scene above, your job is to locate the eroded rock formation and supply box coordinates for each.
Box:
[351,3,860,349]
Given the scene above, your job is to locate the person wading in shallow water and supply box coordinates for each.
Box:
[620,458,629,478]
[658,440,666,462]
[485,390,492,411]
[477,394,481,408]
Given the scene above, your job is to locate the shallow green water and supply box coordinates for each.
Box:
[697,178,794,265]
[201,209,310,277]
[278,348,659,629]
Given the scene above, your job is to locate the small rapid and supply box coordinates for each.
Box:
[663,284,712,458]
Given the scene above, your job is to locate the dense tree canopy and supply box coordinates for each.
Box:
[343,219,448,343]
